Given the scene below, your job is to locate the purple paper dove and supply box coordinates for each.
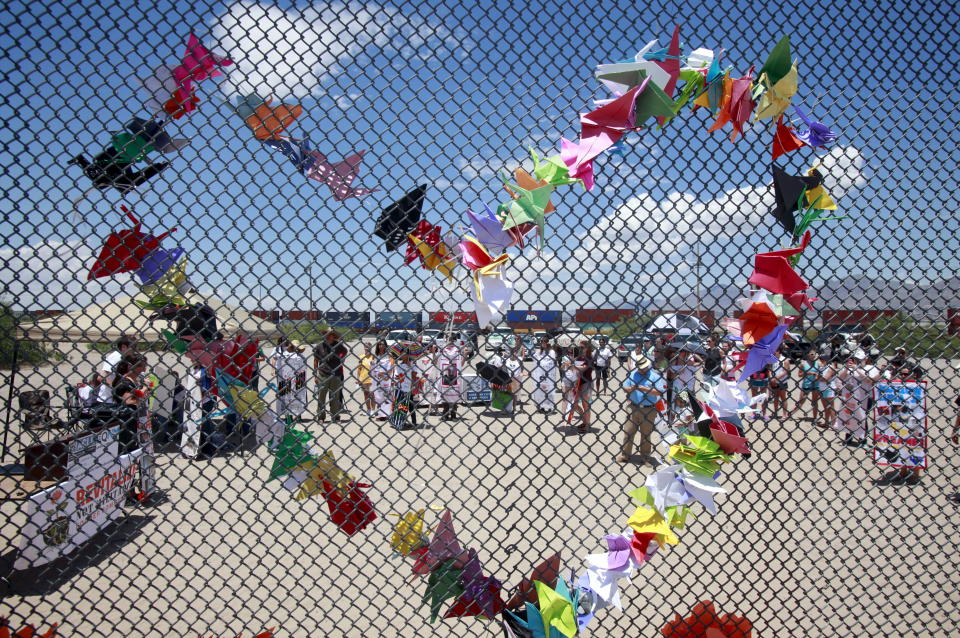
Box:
[793,106,838,147]
[467,204,513,254]
[738,324,788,382]
[306,150,378,201]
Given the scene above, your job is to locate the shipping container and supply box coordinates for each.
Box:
[648,309,716,328]
[429,311,478,324]
[374,311,422,331]
[505,310,562,323]
[574,308,635,324]
[324,311,371,330]
[820,309,897,329]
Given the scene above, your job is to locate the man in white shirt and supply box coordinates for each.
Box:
[97,335,135,404]
[593,337,616,395]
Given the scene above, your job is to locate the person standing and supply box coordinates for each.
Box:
[437,342,463,420]
[531,337,558,413]
[97,335,136,405]
[370,340,394,421]
[569,342,594,433]
[357,343,375,416]
[816,351,837,429]
[835,353,871,446]
[768,349,791,418]
[313,330,347,423]
[702,335,723,387]
[668,351,702,411]
[795,349,822,421]
[416,344,441,416]
[593,337,616,395]
[277,339,309,422]
[618,355,667,465]
[112,351,156,496]
[390,349,419,430]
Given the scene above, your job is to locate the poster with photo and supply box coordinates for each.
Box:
[872,380,928,469]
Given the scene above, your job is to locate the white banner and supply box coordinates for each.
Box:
[15,450,142,570]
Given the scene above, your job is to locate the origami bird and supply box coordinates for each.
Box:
[375,185,427,252]
[707,66,755,142]
[793,105,838,147]
[771,114,807,160]
[232,95,304,140]
[262,137,317,174]
[753,35,798,121]
[88,205,178,280]
[390,509,430,556]
[171,33,233,90]
[306,150,378,201]
[444,549,504,620]
[660,600,753,638]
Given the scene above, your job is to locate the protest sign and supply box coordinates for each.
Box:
[872,380,928,469]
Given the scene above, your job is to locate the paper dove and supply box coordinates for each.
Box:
[771,114,808,160]
[668,435,733,477]
[708,66,755,142]
[307,150,378,201]
[263,138,317,174]
[794,105,838,147]
[754,35,798,120]
[738,325,788,383]
[444,549,503,619]
[701,402,751,455]
[498,175,554,247]
[238,96,303,140]
[529,147,583,187]
[405,220,441,265]
[567,82,644,172]
[467,204,513,254]
[375,185,427,251]
[458,236,512,325]
[171,33,233,90]
[595,39,671,97]
[88,205,177,279]
[534,579,578,638]
[626,505,680,546]
[692,55,726,113]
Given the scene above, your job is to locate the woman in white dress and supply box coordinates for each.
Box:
[531,337,558,413]
[370,340,395,421]
[437,343,463,420]
[416,345,441,415]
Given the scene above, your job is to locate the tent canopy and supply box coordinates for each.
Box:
[645,313,709,334]
[18,295,283,343]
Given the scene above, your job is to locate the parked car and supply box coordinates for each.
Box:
[620,334,652,360]
[486,326,513,352]
[385,330,418,347]
[420,328,444,346]
[589,335,627,361]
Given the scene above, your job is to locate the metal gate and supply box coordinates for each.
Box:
[1,0,959,636]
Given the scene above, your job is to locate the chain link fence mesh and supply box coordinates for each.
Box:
[1,0,959,636]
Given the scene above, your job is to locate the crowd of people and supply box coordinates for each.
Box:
[63,328,946,490]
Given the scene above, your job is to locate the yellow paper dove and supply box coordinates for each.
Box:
[754,63,798,120]
[627,505,680,546]
[389,509,430,556]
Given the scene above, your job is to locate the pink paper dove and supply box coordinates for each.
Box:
[306,150,378,201]
[172,34,233,91]
[411,509,470,576]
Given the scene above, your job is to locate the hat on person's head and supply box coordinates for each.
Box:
[634,355,652,369]
[290,338,304,350]
[896,346,907,353]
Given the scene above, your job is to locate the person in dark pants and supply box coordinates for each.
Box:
[313,330,348,422]
[702,335,723,387]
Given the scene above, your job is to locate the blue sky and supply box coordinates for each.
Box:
[1,0,958,316]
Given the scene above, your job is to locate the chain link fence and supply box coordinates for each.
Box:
[2,0,959,635]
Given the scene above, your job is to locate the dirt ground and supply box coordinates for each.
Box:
[1,340,958,637]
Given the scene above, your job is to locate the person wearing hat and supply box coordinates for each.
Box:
[619,354,666,464]
[313,330,347,423]
[885,346,910,380]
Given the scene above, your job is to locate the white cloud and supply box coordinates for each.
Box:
[581,145,868,269]
[0,240,129,311]
[211,1,475,99]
